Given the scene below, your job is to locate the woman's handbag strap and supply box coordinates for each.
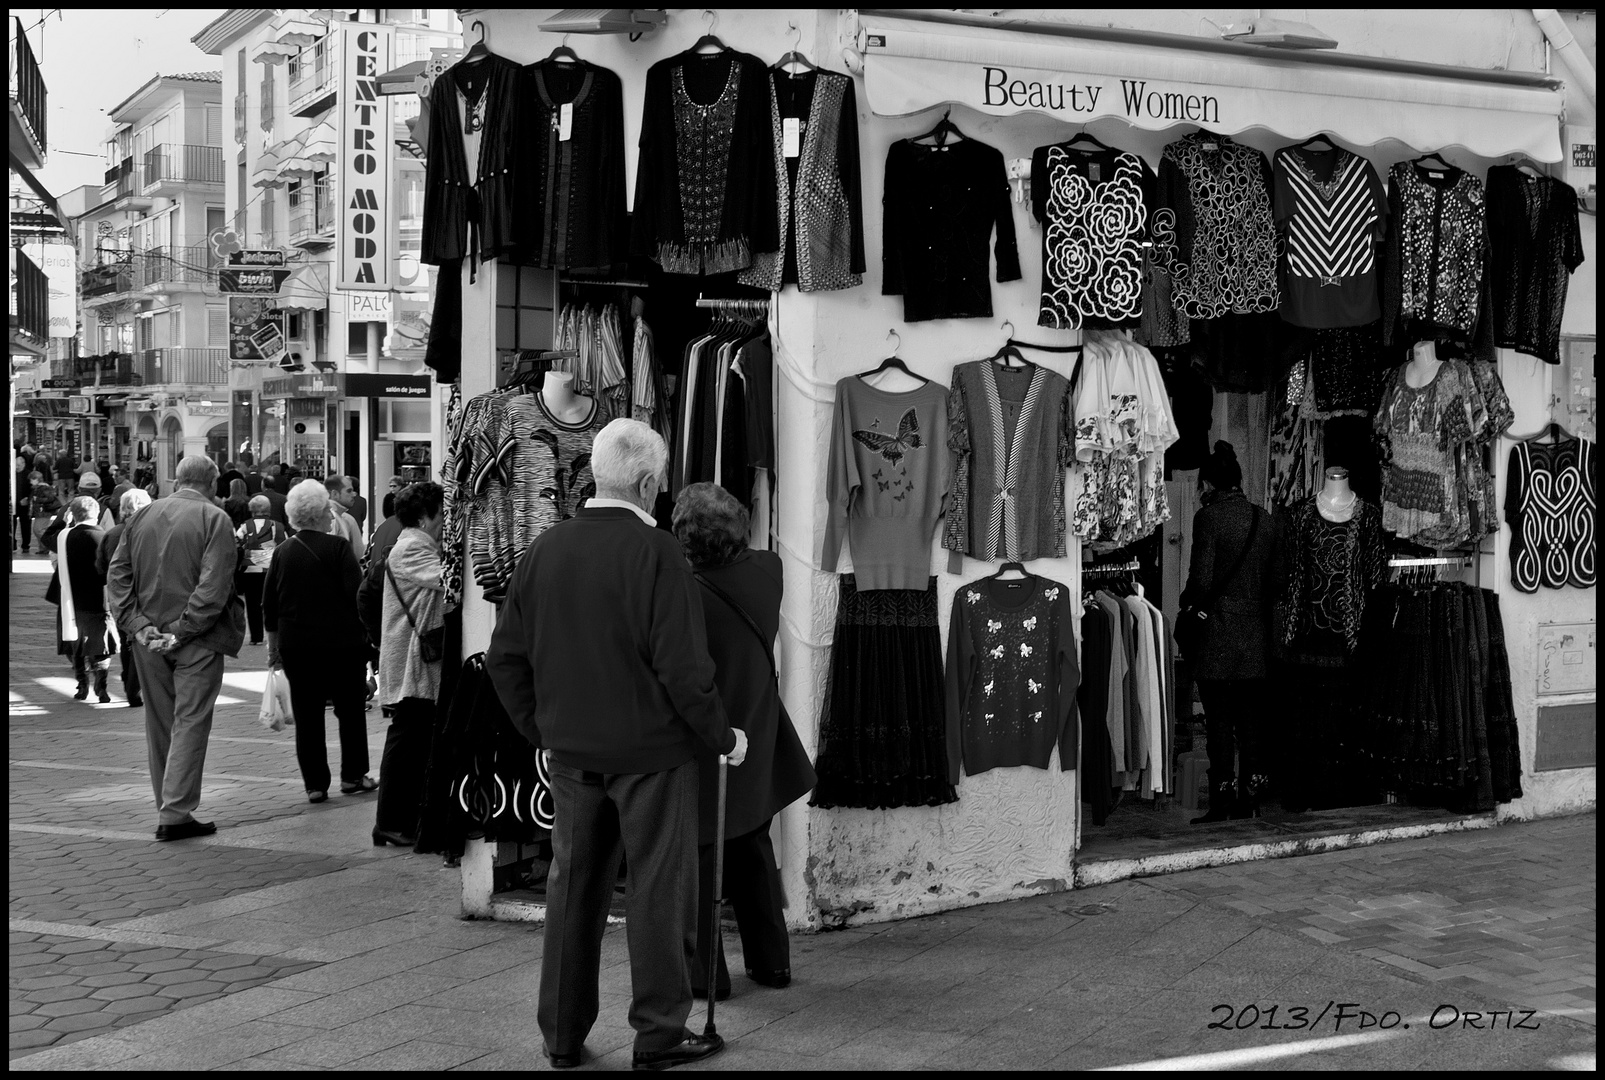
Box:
[694,572,778,681]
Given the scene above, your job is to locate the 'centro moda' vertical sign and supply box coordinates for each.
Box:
[337,22,393,290]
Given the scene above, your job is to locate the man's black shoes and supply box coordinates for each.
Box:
[546,1049,583,1069]
[748,968,791,988]
[155,819,216,842]
[632,1032,724,1071]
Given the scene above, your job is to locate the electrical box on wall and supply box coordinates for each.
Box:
[1565,124,1596,213]
[1536,621,1596,697]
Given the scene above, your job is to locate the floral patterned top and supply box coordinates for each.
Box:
[1382,162,1487,345]
[1030,143,1156,331]
[944,574,1079,784]
[1280,497,1386,656]
[1071,333,1178,552]
[1373,359,1486,548]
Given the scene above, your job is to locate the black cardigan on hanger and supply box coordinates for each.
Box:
[422,53,524,268]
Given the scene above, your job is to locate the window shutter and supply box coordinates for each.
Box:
[206,104,223,146]
[207,307,227,347]
[170,310,183,348]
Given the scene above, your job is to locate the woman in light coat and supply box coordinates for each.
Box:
[372,481,446,847]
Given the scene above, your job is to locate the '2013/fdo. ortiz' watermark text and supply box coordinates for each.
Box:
[1207,1002,1542,1033]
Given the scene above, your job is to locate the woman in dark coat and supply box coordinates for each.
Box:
[1181,442,1279,821]
[673,483,816,999]
[223,478,252,527]
[46,497,114,702]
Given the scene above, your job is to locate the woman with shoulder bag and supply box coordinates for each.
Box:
[1180,442,1279,823]
[672,483,817,999]
[372,481,447,847]
[29,472,60,553]
[263,481,375,804]
[236,496,289,647]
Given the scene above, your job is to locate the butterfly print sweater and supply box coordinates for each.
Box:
[822,375,950,590]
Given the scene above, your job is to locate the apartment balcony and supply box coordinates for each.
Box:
[100,157,153,210]
[9,16,47,169]
[288,40,335,117]
[289,181,335,247]
[140,245,221,291]
[233,90,247,146]
[140,347,227,387]
[80,258,137,302]
[10,247,49,357]
[141,144,226,196]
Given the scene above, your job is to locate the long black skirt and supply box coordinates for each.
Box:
[810,575,956,810]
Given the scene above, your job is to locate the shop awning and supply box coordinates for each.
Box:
[860,13,1566,161]
[274,263,328,311]
[278,118,336,179]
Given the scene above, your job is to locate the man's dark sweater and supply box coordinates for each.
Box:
[486,506,736,774]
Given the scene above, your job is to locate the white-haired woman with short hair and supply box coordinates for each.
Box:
[235,494,289,648]
[263,479,375,803]
[97,488,153,707]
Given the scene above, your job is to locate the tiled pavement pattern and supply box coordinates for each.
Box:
[1145,814,1597,1026]
[8,552,1598,1069]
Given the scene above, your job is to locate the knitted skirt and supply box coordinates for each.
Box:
[810,575,956,811]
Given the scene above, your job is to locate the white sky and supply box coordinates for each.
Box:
[17,7,226,200]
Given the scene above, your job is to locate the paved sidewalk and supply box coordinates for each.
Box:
[8,552,1597,1070]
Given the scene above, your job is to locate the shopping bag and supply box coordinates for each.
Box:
[260,669,295,732]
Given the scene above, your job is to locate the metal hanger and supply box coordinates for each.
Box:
[911,106,965,147]
[772,22,815,78]
[992,561,1029,581]
[859,328,929,386]
[692,10,728,54]
[986,320,1030,370]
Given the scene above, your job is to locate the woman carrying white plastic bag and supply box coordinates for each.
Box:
[260,668,296,732]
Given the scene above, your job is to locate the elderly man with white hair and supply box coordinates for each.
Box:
[263,477,374,803]
[108,454,246,840]
[487,418,749,1072]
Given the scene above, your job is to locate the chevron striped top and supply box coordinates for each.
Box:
[1273,146,1385,329]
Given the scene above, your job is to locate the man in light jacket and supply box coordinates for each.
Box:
[108,455,246,841]
[486,419,748,1072]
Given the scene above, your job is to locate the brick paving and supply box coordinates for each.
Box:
[8,552,1597,1069]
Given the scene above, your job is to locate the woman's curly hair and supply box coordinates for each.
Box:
[671,482,750,569]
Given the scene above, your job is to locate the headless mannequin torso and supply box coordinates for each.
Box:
[1405,339,1444,389]
[1316,466,1357,523]
[541,370,595,424]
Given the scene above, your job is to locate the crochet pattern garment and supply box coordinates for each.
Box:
[1272,145,1386,329]
[1152,132,1280,321]
[944,360,1074,572]
[1382,163,1487,345]
[1505,437,1596,592]
[1486,166,1585,365]
[1373,360,1485,547]
[944,575,1078,783]
[1030,143,1156,330]
[1280,496,1385,656]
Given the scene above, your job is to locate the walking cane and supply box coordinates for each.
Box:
[703,753,728,1037]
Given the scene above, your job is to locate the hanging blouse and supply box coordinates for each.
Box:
[1280,496,1386,656]
[944,574,1079,783]
[1382,162,1487,345]
[631,49,779,275]
[738,69,866,293]
[1304,321,1385,418]
[1029,142,1156,331]
[822,376,950,591]
[1373,359,1486,548]
[422,54,523,269]
[1071,333,1179,551]
[1505,437,1596,592]
[943,360,1074,573]
[1151,132,1280,321]
[882,137,1021,322]
[516,59,628,272]
[1272,145,1386,329]
[1486,166,1585,365]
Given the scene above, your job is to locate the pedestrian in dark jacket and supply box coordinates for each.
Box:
[673,483,815,999]
[235,496,289,646]
[47,497,114,702]
[1181,442,1279,822]
[486,419,747,1072]
[97,488,154,707]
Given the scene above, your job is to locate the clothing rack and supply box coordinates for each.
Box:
[1386,556,1474,567]
[694,295,771,316]
[1082,558,1141,576]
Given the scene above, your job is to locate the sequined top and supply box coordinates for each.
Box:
[1382,163,1487,344]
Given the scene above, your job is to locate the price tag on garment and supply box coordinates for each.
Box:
[1089,162,1102,182]
[559,103,574,142]
[783,118,802,158]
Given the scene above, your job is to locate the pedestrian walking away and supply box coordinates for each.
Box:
[672,483,816,1000]
[235,496,289,646]
[372,481,448,848]
[97,487,154,708]
[46,497,116,703]
[107,454,246,841]
[28,471,61,553]
[263,479,376,804]
[486,419,749,1072]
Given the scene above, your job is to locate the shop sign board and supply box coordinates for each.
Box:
[341,289,393,318]
[1537,622,1596,697]
[67,396,94,415]
[186,403,230,417]
[220,267,293,294]
[337,23,394,291]
[26,242,78,337]
[262,373,343,399]
[228,296,288,362]
[344,373,430,398]
[228,249,287,267]
[26,399,73,418]
[41,378,80,389]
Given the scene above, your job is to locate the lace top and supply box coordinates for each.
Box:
[1280,497,1386,655]
[1486,166,1585,365]
[1152,132,1280,321]
[1272,146,1386,328]
[1030,143,1156,331]
[1505,437,1596,592]
[1382,162,1487,344]
[1373,359,1485,548]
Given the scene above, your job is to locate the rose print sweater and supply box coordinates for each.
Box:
[944,573,1079,784]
